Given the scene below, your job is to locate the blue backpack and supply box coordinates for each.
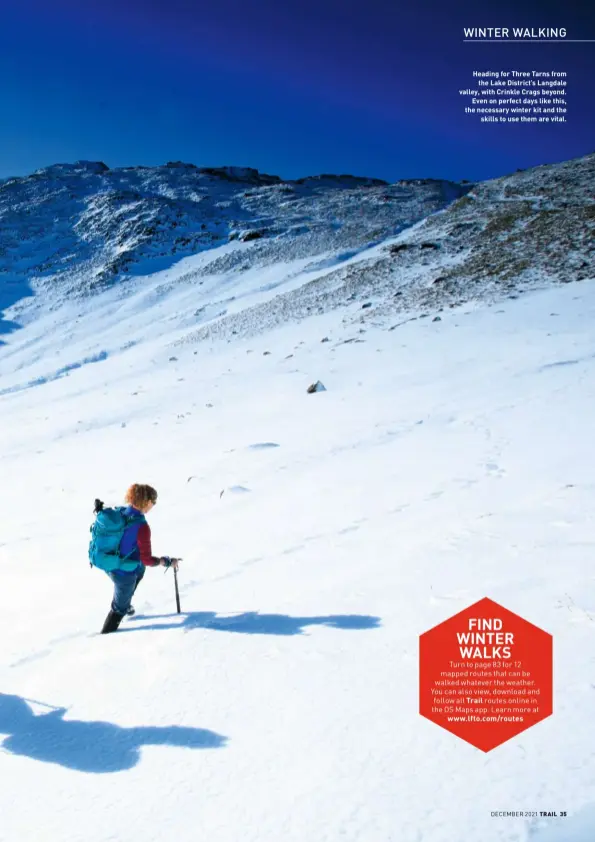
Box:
[89,500,146,572]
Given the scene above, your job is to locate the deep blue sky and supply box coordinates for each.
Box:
[1,0,593,182]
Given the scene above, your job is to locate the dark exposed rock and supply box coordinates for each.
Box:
[307,380,327,393]
[294,173,387,187]
[198,166,281,185]
[389,243,412,255]
[240,230,266,242]
[165,161,198,169]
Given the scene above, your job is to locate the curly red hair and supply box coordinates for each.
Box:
[124,484,158,509]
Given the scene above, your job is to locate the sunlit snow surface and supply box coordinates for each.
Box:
[0,219,594,842]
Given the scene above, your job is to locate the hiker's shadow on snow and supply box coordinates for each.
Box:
[0,693,226,773]
[126,610,381,635]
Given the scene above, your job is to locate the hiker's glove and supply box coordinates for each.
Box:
[160,556,180,569]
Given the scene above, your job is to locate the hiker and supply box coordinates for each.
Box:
[96,484,180,634]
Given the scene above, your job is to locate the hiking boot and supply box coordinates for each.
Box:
[101,609,124,634]
[126,605,135,617]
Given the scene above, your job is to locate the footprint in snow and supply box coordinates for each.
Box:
[339,525,360,535]
[555,594,595,626]
[10,629,89,668]
[49,630,88,645]
[10,650,52,669]
[486,463,506,478]
[389,505,410,517]
[248,442,280,450]
[240,556,263,568]
[453,477,479,489]
[219,486,251,498]
[282,544,304,556]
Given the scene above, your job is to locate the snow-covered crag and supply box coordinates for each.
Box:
[183,152,594,342]
[369,151,595,317]
[0,153,593,349]
[0,160,466,313]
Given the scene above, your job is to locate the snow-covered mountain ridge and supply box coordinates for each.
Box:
[0,159,467,312]
[0,153,593,383]
[175,152,594,344]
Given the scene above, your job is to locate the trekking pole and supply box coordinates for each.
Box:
[163,557,182,613]
[174,566,181,614]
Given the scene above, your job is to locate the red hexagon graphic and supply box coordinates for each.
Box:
[419,597,552,751]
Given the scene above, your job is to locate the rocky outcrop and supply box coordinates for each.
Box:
[0,159,470,305]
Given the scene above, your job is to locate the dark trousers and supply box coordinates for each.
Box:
[107,565,145,615]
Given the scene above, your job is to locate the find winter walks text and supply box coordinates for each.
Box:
[419,598,553,751]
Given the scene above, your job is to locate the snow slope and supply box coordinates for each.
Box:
[1,153,591,371]
[1,269,595,841]
[0,159,468,321]
[0,152,594,841]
